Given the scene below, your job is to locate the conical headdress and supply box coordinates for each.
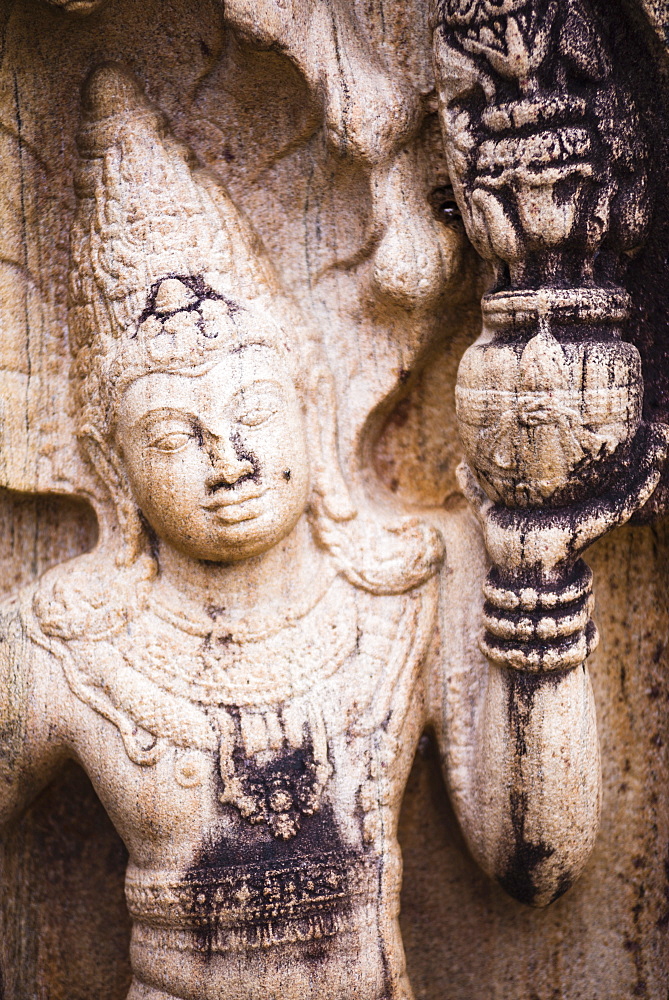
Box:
[69,63,307,436]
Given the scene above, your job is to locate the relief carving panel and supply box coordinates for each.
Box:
[0,1,667,998]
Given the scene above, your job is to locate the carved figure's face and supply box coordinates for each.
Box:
[115,346,310,562]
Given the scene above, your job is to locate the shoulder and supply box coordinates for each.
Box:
[30,549,154,642]
[0,585,66,778]
[0,582,83,825]
[0,547,132,684]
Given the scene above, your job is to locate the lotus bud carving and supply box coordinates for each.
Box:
[435,0,667,696]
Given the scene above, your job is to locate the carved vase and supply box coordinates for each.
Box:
[456,287,643,508]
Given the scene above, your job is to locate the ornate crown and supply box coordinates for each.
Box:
[68,62,307,431]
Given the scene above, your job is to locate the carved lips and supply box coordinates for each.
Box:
[201,489,268,524]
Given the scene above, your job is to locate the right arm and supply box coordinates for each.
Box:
[0,598,68,828]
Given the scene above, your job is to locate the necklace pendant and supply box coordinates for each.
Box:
[218,703,331,839]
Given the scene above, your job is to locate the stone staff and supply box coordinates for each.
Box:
[431,0,669,904]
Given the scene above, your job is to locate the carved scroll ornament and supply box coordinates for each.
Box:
[432,0,669,891]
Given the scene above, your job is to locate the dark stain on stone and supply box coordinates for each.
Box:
[229,431,260,486]
[386,397,411,430]
[197,802,344,870]
[184,804,362,961]
[135,273,240,332]
[655,844,669,930]
[498,670,562,906]
[225,728,326,839]
[624,934,649,997]
[498,808,556,906]
[138,511,160,563]
[205,605,226,621]
[624,845,651,997]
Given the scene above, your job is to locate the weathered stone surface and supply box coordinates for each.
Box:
[0,1,667,997]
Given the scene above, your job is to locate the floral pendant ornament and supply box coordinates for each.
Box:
[218,704,331,840]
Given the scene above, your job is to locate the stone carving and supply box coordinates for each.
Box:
[0,2,667,997]
[431,0,669,890]
[0,50,622,997]
[0,63,445,998]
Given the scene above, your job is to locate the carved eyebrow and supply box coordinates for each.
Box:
[133,380,286,431]
[229,379,285,403]
[135,407,199,429]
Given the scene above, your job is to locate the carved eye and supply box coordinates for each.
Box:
[237,406,277,427]
[234,384,282,427]
[150,431,194,452]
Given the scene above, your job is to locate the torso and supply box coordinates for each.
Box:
[21,572,439,1000]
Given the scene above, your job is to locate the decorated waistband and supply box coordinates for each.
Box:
[126,851,381,953]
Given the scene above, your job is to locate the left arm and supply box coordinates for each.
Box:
[429,503,600,907]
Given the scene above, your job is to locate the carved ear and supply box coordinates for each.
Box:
[305,363,445,593]
[78,425,145,566]
[305,365,356,523]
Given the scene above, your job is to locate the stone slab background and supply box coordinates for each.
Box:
[0,0,667,996]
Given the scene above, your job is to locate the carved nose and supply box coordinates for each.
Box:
[205,436,254,490]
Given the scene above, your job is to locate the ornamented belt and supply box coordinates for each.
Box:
[126,852,380,953]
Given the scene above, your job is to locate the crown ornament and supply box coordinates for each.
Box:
[67,63,309,449]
